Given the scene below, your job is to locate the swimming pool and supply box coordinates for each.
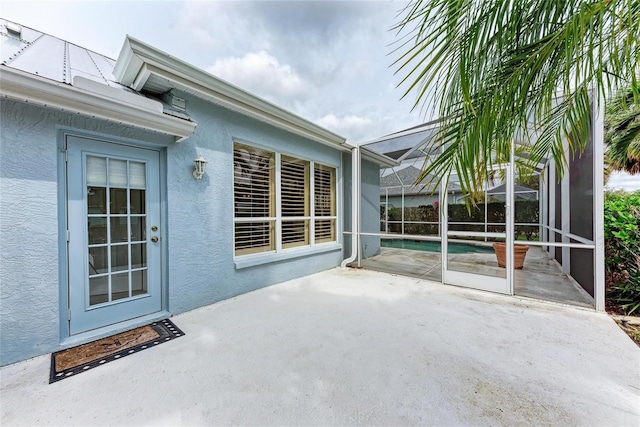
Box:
[381,239,494,254]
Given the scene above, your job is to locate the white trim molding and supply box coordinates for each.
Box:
[114,36,354,151]
[360,146,399,168]
[0,66,196,142]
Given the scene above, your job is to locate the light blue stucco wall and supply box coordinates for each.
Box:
[0,99,174,366]
[342,154,381,260]
[163,93,344,314]
[0,93,366,365]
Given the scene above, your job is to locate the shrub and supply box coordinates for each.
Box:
[605,191,640,315]
[382,201,539,239]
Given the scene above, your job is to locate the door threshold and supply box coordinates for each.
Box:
[60,311,171,351]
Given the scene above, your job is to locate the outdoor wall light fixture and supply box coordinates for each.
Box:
[193,156,208,180]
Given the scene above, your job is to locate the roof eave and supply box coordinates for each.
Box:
[359,121,441,146]
[0,66,196,142]
[360,146,399,167]
[114,36,349,151]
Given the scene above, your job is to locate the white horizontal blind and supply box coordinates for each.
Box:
[281,156,309,248]
[233,142,338,257]
[314,164,336,243]
[233,143,275,255]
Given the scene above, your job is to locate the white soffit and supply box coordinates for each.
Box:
[113,36,350,150]
[73,76,162,113]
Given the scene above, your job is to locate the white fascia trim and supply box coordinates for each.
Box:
[358,121,442,146]
[360,146,399,167]
[396,134,437,162]
[0,66,196,142]
[114,36,349,150]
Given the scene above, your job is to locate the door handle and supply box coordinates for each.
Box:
[151,236,159,243]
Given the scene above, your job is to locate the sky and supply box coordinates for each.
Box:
[2,0,424,143]
[2,0,638,191]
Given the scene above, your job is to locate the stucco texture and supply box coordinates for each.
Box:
[0,99,174,366]
[342,153,382,260]
[0,93,380,365]
[164,94,345,315]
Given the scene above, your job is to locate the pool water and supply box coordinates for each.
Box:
[381,239,494,254]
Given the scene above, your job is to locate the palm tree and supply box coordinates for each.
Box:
[605,82,640,175]
[392,0,639,194]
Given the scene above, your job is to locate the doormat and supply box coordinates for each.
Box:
[50,318,184,383]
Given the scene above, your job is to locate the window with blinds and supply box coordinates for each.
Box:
[281,156,309,248]
[233,142,337,257]
[233,143,275,255]
[314,164,336,243]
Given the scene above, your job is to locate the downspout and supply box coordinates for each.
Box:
[341,145,360,267]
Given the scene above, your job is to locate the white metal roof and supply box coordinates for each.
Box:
[0,18,196,141]
[2,19,136,95]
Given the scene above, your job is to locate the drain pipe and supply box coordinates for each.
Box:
[341,145,360,267]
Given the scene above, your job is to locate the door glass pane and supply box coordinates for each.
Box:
[110,188,128,214]
[89,276,109,305]
[84,152,152,307]
[129,162,146,188]
[111,245,129,272]
[111,272,130,301]
[88,187,106,214]
[131,270,147,296]
[131,243,147,269]
[110,217,128,243]
[130,217,146,242]
[109,159,127,187]
[447,187,506,279]
[130,190,145,214]
[88,217,107,244]
[86,156,106,186]
[88,246,108,275]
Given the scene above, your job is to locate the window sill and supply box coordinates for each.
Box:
[234,242,342,269]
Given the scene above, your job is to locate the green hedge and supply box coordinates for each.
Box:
[605,191,640,315]
[384,201,539,239]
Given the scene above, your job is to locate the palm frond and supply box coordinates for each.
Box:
[605,82,640,174]
[393,0,640,193]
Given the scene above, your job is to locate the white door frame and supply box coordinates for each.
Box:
[441,158,515,295]
[64,133,164,336]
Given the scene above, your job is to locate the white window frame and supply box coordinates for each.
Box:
[232,141,339,264]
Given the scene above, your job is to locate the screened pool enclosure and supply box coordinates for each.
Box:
[353,107,604,310]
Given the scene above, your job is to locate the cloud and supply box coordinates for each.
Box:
[607,171,640,192]
[177,2,272,54]
[207,51,311,104]
[315,114,373,141]
[175,1,423,140]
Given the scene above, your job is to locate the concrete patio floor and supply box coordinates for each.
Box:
[360,246,594,308]
[1,268,638,426]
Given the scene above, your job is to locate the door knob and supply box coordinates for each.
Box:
[151,236,159,243]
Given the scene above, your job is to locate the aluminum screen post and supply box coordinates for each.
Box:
[593,93,605,311]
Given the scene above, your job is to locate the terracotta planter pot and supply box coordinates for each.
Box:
[492,243,529,269]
